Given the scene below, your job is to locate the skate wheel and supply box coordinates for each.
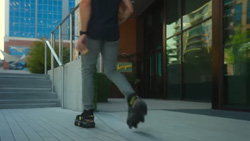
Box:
[141,116,145,123]
[133,123,137,128]
[127,119,135,129]
[128,120,138,129]
[74,121,78,126]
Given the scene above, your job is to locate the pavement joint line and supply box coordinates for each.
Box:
[25,108,121,141]
[49,108,127,141]
[26,109,75,141]
[18,109,63,141]
[0,109,15,141]
[14,109,53,140]
[1,103,250,141]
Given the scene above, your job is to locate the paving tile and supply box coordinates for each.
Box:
[0,110,15,141]
[8,110,44,141]
[1,110,29,141]
[0,100,249,141]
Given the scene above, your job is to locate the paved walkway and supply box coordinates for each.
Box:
[1,99,250,141]
[0,69,31,74]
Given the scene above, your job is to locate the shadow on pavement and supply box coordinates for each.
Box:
[164,109,250,121]
[133,131,160,141]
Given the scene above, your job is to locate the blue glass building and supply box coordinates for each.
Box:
[9,0,75,39]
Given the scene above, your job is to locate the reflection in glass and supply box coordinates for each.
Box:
[183,0,212,30]
[166,36,181,99]
[248,1,250,24]
[183,20,212,100]
[9,0,36,38]
[233,3,242,27]
[224,0,250,105]
[166,0,181,38]
[183,20,212,63]
[9,0,75,39]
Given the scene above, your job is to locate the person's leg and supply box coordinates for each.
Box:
[75,38,102,128]
[81,38,102,110]
[102,40,147,129]
[101,40,135,98]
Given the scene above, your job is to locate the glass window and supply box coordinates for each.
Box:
[69,0,75,12]
[165,0,212,100]
[183,0,211,30]
[183,20,212,100]
[166,0,181,38]
[9,0,36,38]
[37,0,63,39]
[8,0,64,38]
[247,1,250,24]
[224,0,250,106]
[234,4,242,26]
[166,36,182,99]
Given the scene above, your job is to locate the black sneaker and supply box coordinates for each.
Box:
[74,109,95,128]
[127,94,147,129]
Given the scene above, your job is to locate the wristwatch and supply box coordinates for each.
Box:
[80,31,87,35]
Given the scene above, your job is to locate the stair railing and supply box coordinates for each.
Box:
[44,40,62,91]
[44,2,105,108]
[44,3,80,108]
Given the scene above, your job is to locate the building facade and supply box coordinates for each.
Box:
[135,0,250,111]
[4,0,76,70]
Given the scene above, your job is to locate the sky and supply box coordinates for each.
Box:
[0,0,4,60]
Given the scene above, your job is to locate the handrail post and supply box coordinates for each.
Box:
[51,33,55,92]
[59,25,62,63]
[62,66,64,109]
[44,43,47,74]
[59,24,64,109]
[47,4,81,109]
[70,13,73,62]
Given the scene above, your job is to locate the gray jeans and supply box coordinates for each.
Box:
[81,37,135,110]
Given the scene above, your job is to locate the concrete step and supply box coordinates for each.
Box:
[0,73,59,109]
[0,92,57,99]
[0,103,59,109]
[0,85,51,89]
[0,73,49,79]
[0,99,60,104]
[0,82,52,89]
[0,78,51,85]
[0,87,52,93]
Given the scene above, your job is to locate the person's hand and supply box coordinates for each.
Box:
[118,0,133,24]
[76,34,89,54]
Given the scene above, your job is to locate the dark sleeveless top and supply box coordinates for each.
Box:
[87,0,121,41]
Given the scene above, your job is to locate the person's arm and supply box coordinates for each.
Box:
[77,0,91,53]
[119,0,134,24]
[79,0,91,32]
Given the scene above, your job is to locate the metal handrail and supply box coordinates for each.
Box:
[51,4,80,33]
[45,40,62,66]
[47,3,81,109]
[44,39,64,108]
[46,1,106,108]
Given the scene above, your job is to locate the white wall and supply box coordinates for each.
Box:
[48,59,83,112]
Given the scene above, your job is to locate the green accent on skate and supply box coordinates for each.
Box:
[79,116,82,120]
[130,96,136,105]
[90,115,94,118]
[78,123,80,126]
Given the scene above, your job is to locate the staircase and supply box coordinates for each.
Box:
[0,73,60,109]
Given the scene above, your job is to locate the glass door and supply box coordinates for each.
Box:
[143,0,164,98]
[223,0,250,107]
[165,0,212,101]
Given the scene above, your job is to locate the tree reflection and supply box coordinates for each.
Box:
[225,25,250,76]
